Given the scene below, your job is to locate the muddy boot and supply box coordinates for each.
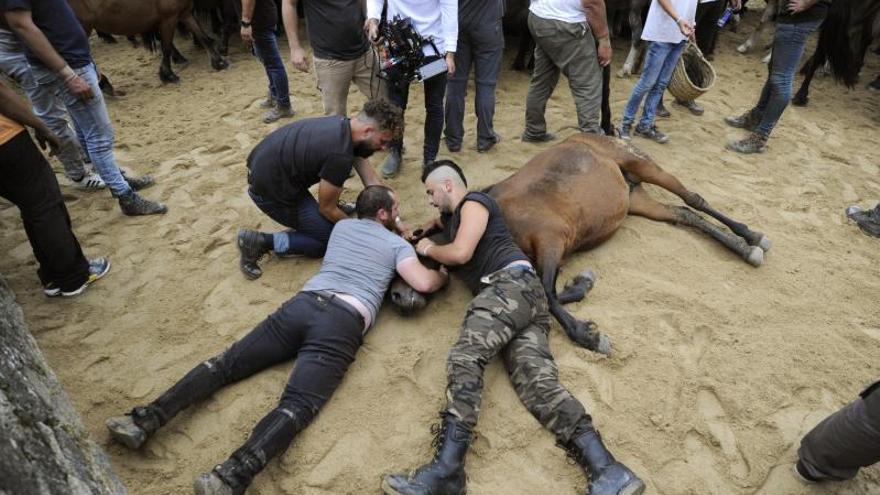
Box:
[381,147,403,179]
[846,204,880,237]
[237,229,272,280]
[567,430,645,495]
[262,105,294,124]
[106,405,163,450]
[121,172,155,191]
[726,132,768,154]
[381,414,471,495]
[193,462,240,495]
[724,109,762,131]
[118,191,168,216]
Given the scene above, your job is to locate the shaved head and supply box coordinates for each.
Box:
[424,165,466,189]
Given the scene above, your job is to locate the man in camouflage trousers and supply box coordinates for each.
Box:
[381,160,644,495]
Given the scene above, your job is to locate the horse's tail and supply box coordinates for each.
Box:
[809,0,859,87]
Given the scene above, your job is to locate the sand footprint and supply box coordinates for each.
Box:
[678,325,711,370]
[696,388,750,479]
[683,430,739,494]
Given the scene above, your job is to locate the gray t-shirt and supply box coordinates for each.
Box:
[302,218,416,324]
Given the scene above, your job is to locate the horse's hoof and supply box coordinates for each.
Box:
[746,246,764,267]
[160,73,180,84]
[579,269,597,285]
[757,235,772,252]
[597,333,612,356]
[616,68,630,79]
[213,57,230,71]
[792,96,808,107]
[389,279,427,315]
[736,44,748,54]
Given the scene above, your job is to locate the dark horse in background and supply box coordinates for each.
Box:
[391,134,769,355]
[792,0,880,105]
[71,0,229,83]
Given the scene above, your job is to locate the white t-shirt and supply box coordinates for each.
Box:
[529,0,587,24]
[366,0,459,55]
[641,0,698,43]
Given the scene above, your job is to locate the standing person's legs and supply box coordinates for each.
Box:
[637,41,686,130]
[472,18,504,149]
[524,13,563,140]
[0,133,90,293]
[252,27,293,122]
[352,49,386,101]
[620,42,672,130]
[559,22,602,134]
[380,80,410,177]
[314,56,356,116]
[695,0,724,57]
[422,69,447,165]
[444,28,473,152]
[797,381,880,482]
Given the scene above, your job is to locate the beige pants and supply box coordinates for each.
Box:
[314,51,386,116]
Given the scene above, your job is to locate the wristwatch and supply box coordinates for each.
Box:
[240,19,252,28]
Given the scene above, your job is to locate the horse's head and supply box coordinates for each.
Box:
[389,277,428,315]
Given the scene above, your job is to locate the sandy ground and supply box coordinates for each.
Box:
[1,11,880,495]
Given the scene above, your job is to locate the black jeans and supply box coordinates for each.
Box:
[147,291,364,485]
[0,132,88,291]
[694,0,726,57]
[388,57,447,163]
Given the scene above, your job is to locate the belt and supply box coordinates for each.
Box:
[305,291,365,326]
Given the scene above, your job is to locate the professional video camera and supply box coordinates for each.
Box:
[377,15,448,88]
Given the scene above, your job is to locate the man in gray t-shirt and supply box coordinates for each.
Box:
[106,185,446,494]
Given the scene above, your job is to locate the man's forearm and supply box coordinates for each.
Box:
[5,13,68,72]
[582,0,610,40]
[240,0,256,20]
[281,0,302,49]
[0,82,50,133]
[657,0,682,21]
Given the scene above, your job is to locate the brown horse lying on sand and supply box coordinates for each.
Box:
[70,0,229,83]
[391,133,771,355]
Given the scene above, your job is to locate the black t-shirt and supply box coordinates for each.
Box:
[0,0,91,68]
[301,0,368,61]
[459,0,504,27]
[247,116,355,205]
[442,192,529,294]
[776,0,829,24]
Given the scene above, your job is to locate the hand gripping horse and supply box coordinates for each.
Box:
[390,133,771,355]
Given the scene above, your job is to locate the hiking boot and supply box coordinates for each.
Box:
[193,471,236,495]
[381,414,471,495]
[262,105,294,124]
[617,123,633,141]
[676,98,704,116]
[118,191,168,216]
[521,131,557,143]
[122,172,155,191]
[845,203,880,237]
[381,148,403,179]
[727,132,768,154]
[567,429,645,495]
[477,131,501,153]
[634,125,669,144]
[656,101,671,118]
[724,109,761,131]
[237,229,271,280]
[106,406,162,450]
[71,172,106,190]
[259,93,277,108]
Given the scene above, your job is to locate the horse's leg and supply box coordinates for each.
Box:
[534,240,610,355]
[628,186,764,267]
[557,269,596,304]
[792,46,823,106]
[96,30,117,44]
[158,19,179,83]
[620,156,772,251]
[600,61,612,135]
[171,43,189,65]
[618,8,643,77]
[180,12,230,71]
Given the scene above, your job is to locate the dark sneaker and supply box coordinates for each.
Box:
[381,148,402,179]
[724,109,761,131]
[122,172,155,191]
[846,204,880,237]
[617,123,633,141]
[520,131,556,143]
[634,125,669,144]
[193,472,235,495]
[656,101,671,118]
[237,229,270,280]
[263,105,294,124]
[118,191,168,216]
[61,257,111,297]
[477,131,501,153]
[676,98,704,116]
[727,132,767,154]
[444,136,461,153]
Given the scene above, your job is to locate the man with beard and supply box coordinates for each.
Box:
[107,185,448,495]
[236,98,403,279]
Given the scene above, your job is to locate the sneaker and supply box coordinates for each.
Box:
[724,109,761,131]
[444,136,461,153]
[71,172,106,190]
[60,257,111,297]
[477,131,501,153]
[262,105,294,124]
[726,132,767,154]
[43,282,61,297]
[381,148,402,179]
[617,123,633,140]
[118,191,168,216]
[193,471,235,495]
[521,131,556,143]
[656,101,671,118]
[237,229,270,280]
[634,125,669,144]
[845,203,880,237]
[121,172,155,191]
[259,93,277,108]
[676,98,704,116]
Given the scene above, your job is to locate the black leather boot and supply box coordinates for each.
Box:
[568,430,645,495]
[382,415,471,495]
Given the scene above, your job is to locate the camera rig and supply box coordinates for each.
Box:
[378,15,448,88]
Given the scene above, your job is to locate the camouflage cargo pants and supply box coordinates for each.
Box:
[444,266,592,444]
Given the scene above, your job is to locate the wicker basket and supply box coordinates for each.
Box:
[667,42,716,101]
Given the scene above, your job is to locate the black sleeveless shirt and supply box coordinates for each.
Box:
[442,192,529,294]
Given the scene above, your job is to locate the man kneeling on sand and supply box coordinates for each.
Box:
[107,185,447,495]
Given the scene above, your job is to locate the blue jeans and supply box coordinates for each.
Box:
[252,28,291,108]
[752,19,822,136]
[621,41,686,129]
[248,188,333,258]
[30,63,131,196]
